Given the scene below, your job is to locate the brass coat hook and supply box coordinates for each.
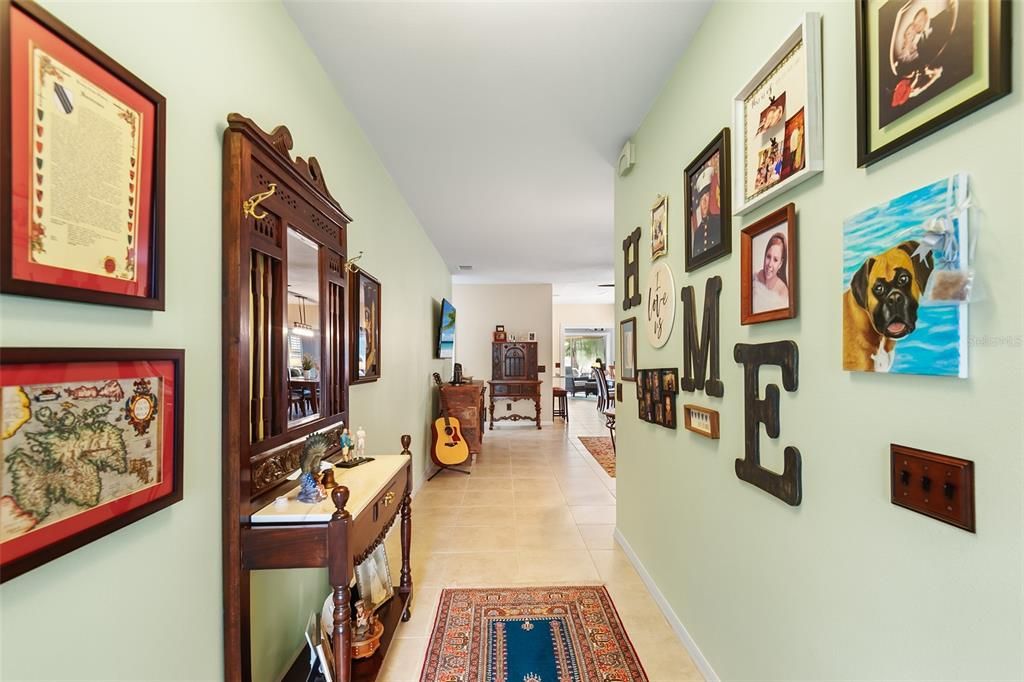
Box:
[243,183,276,220]
[344,251,364,273]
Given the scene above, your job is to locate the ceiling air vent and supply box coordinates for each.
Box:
[458,265,473,271]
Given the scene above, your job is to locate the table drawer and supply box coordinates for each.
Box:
[351,464,408,561]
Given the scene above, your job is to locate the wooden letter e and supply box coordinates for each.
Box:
[733,341,802,506]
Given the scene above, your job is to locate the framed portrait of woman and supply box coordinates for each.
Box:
[855,0,1012,167]
[350,267,381,383]
[740,203,797,325]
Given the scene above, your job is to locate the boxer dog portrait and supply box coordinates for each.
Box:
[843,240,934,372]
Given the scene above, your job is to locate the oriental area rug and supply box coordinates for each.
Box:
[420,586,648,682]
[577,436,615,478]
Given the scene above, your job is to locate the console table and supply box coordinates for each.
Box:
[251,451,413,682]
[488,379,542,430]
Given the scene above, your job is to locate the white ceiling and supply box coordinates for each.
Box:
[286,1,712,305]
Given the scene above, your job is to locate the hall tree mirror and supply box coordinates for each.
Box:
[286,227,322,425]
[222,114,354,680]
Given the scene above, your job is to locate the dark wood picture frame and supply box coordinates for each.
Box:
[684,128,731,272]
[740,203,797,325]
[0,347,184,583]
[1,0,166,309]
[855,0,1012,167]
[350,267,382,384]
[636,368,678,429]
[619,316,637,382]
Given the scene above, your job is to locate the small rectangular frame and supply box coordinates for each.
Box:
[683,404,720,439]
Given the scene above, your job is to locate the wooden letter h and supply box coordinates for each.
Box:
[622,227,641,311]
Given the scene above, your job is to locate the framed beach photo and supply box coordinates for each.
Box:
[733,13,822,215]
[740,203,797,325]
[855,0,1012,167]
[684,128,731,272]
[2,0,166,309]
[0,347,184,583]
[619,317,637,382]
[650,194,668,261]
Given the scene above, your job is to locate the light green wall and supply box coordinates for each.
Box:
[615,1,1022,679]
[0,2,450,680]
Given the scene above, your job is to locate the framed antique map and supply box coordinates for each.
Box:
[0,348,184,582]
[732,13,822,215]
[2,0,166,309]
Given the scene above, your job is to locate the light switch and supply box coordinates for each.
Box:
[890,444,975,532]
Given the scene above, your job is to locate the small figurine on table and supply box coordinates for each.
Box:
[355,426,367,457]
[340,428,354,461]
[297,433,329,503]
[353,599,371,638]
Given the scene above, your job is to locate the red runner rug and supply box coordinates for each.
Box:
[578,436,616,477]
[420,586,647,681]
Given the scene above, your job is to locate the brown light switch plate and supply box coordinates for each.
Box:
[890,444,975,532]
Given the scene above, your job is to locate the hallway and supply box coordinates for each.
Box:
[381,399,702,681]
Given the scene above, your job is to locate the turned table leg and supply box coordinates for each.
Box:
[328,487,352,682]
[534,394,542,429]
[400,485,413,621]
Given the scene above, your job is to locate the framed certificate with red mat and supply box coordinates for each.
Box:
[0,348,184,582]
[1,0,166,309]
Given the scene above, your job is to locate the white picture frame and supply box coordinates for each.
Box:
[354,544,394,612]
[733,13,823,216]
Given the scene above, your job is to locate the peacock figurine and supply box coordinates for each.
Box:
[297,432,331,503]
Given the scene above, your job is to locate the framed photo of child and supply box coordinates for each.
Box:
[855,0,1012,167]
[684,128,731,272]
[740,203,797,325]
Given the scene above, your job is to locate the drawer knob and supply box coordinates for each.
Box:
[383,491,395,506]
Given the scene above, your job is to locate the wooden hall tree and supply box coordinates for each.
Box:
[221,115,414,682]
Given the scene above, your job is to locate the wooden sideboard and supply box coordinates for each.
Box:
[489,341,542,429]
[439,382,485,460]
[488,379,542,429]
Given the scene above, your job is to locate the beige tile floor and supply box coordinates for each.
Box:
[380,398,703,681]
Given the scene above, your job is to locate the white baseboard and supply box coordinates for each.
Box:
[613,528,719,682]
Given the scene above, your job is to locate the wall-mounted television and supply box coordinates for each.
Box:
[437,298,456,359]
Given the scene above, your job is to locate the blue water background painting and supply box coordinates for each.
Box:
[842,175,967,377]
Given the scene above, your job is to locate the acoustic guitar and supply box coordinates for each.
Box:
[430,373,471,474]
